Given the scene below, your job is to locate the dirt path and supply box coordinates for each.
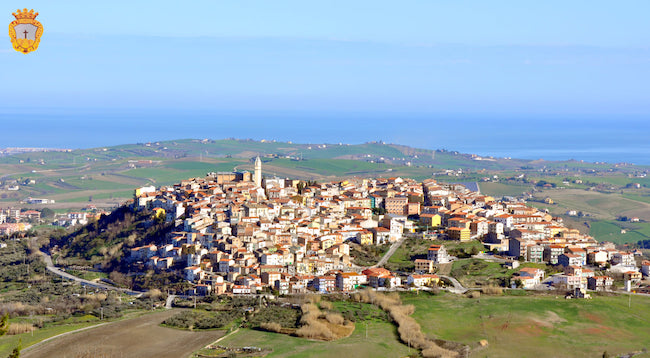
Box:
[22,310,225,358]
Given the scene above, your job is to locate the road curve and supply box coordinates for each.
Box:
[373,236,408,268]
[438,274,468,294]
[39,250,143,296]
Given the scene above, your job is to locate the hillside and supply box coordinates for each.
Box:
[1,138,647,211]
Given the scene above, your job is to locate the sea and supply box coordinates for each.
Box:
[2,109,649,165]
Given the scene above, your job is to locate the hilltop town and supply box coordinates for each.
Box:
[122,157,648,296]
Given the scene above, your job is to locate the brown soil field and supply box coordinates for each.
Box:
[22,310,225,358]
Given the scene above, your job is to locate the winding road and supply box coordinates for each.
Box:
[373,236,408,268]
[438,275,468,294]
[39,250,143,296]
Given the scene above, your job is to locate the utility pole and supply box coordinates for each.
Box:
[365,321,368,340]
[629,292,631,309]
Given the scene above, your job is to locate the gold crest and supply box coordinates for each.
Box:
[9,9,43,54]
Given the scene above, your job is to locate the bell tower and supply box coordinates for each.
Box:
[254,156,262,187]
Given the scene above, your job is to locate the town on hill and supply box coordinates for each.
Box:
[117,156,647,296]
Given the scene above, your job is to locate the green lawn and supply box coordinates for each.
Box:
[402,291,650,358]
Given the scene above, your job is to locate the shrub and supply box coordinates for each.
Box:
[325,313,345,325]
[248,306,300,329]
[8,323,33,335]
[260,322,282,333]
[467,291,481,299]
[481,286,503,295]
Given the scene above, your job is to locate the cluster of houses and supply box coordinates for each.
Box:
[127,158,645,295]
[0,208,39,235]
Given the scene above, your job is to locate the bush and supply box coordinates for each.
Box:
[163,310,236,330]
[7,323,33,335]
[467,291,481,299]
[481,286,503,295]
[325,313,345,325]
[260,322,282,333]
[247,306,300,329]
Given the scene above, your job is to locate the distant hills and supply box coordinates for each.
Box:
[0,138,646,209]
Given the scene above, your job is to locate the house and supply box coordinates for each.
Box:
[518,267,545,281]
[641,260,650,277]
[232,285,252,294]
[355,230,374,245]
[427,245,450,264]
[552,274,584,290]
[558,254,583,267]
[261,271,282,287]
[515,267,545,289]
[385,196,409,215]
[508,238,532,258]
[612,252,635,267]
[623,271,642,283]
[419,214,441,228]
[335,272,367,291]
[565,247,587,265]
[407,274,439,287]
[371,227,391,245]
[363,267,401,288]
[447,227,470,241]
[414,259,434,273]
[587,276,613,291]
[526,245,544,263]
[544,245,565,265]
[313,275,336,293]
[587,251,608,266]
[184,266,203,282]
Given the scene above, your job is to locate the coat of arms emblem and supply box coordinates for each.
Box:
[8,9,43,54]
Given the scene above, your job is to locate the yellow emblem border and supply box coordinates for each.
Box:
[9,12,43,54]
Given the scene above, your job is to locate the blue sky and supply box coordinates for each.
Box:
[2,1,650,119]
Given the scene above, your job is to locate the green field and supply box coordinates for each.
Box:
[450,259,552,287]
[212,292,650,358]
[217,321,411,358]
[402,291,650,358]
[478,182,533,198]
[534,189,650,221]
[588,220,650,245]
[0,321,102,357]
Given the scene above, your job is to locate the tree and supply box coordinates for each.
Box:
[0,313,9,336]
[7,339,20,358]
[40,208,55,219]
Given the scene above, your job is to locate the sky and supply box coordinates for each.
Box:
[1,1,650,152]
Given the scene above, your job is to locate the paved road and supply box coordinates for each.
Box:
[373,236,408,268]
[472,252,508,263]
[40,250,143,296]
[438,275,468,294]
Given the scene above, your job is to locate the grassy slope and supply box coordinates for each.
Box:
[218,322,411,358]
[402,292,650,358]
[0,321,102,356]
[479,182,533,198]
[588,220,650,245]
